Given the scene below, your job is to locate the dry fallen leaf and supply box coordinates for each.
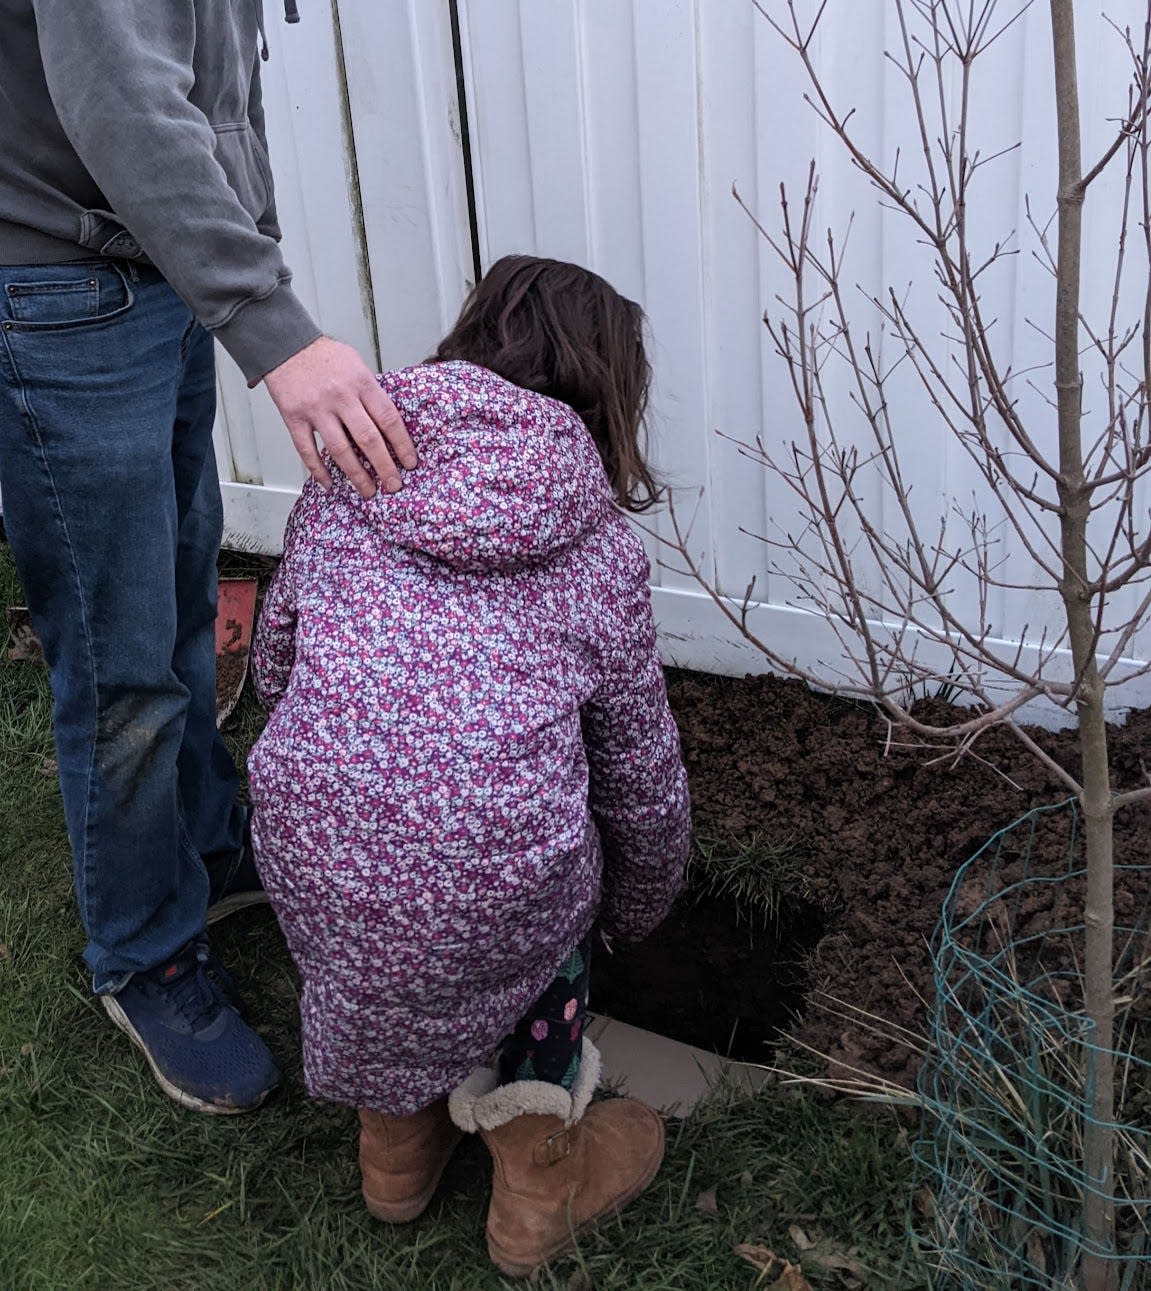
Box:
[807,1248,868,1279]
[0,944,9,963]
[734,1243,778,1274]
[696,1187,719,1215]
[766,1261,814,1291]
[739,1170,754,1187]
[38,757,57,777]
[788,1225,815,1251]
[795,1232,868,1281]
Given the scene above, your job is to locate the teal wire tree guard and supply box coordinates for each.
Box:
[913,800,1151,1288]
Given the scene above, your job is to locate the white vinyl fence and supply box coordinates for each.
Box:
[216,1,1149,723]
[213,0,473,549]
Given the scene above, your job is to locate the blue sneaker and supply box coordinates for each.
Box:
[101,941,279,1114]
[206,837,270,925]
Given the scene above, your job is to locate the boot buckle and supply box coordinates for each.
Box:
[536,1129,571,1166]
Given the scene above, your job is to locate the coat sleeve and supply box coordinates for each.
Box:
[581,538,692,942]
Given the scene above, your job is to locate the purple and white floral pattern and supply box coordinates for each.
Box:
[248,361,691,1115]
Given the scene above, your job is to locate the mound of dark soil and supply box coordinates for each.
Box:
[645,669,1151,1086]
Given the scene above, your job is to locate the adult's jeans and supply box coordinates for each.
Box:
[0,259,243,991]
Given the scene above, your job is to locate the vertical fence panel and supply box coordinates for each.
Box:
[212,2,470,551]
[334,0,474,369]
[212,4,379,550]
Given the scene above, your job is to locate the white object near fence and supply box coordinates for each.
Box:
[214,1,1149,723]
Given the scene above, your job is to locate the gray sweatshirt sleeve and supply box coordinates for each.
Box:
[31,0,321,383]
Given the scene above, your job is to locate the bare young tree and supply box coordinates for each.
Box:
[664,2,1151,1283]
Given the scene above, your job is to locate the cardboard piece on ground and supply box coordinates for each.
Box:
[587,1014,770,1116]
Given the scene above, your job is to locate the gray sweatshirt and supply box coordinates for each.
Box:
[0,0,321,383]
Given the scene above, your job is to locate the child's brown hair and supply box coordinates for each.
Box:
[433,255,659,512]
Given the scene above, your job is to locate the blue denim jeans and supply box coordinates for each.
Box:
[0,259,243,991]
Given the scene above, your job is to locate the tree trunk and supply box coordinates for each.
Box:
[1049,3,1116,1287]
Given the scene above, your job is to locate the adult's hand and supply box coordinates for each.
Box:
[263,337,416,498]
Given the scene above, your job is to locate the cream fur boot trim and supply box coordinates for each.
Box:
[448,1039,602,1134]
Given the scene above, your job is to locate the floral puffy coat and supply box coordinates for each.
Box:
[248,360,691,1114]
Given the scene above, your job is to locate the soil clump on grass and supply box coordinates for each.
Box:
[609,668,1151,1087]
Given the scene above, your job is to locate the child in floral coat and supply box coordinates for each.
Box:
[248,256,692,1277]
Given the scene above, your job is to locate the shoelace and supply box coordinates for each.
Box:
[158,955,223,1031]
[203,955,245,1016]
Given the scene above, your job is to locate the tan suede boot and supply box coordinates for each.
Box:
[448,1041,665,1278]
[358,1097,463,1222]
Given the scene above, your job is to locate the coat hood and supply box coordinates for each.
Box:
[331,361,614,573]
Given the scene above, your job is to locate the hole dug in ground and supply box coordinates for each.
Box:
[590,891,826,1064]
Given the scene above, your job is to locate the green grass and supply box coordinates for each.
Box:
[0,546,929,1290]
[687,832,820,927]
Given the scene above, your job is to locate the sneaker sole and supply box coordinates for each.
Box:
[205,891,271,926]
[101,994,275,1116]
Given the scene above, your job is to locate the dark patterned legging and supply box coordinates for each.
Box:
[497,936,591,1091]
